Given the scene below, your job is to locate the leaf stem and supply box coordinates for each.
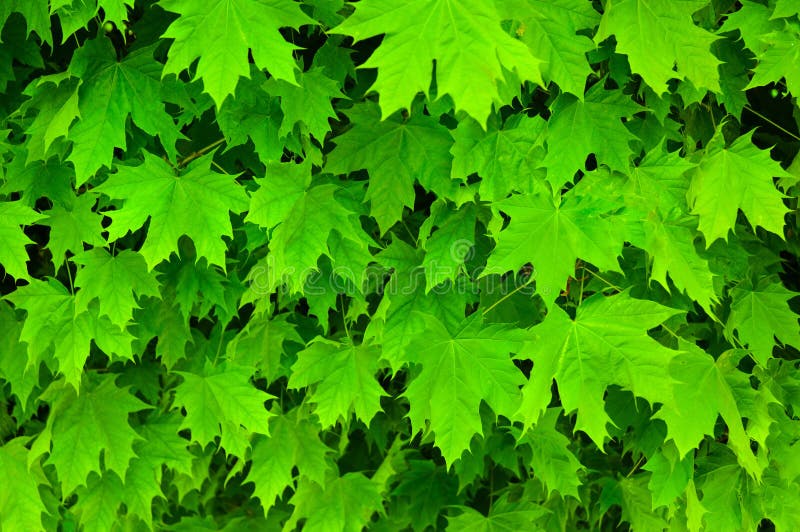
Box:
[481,275,535,316]
[742,106,800,142]
[584,269,622,292]
[65,258,75,295]
[625,455,645,478]
[178,138,226,168]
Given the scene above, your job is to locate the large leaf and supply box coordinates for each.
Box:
[94,151,249,270]
[159,0,314,106]
[333,0,544,125]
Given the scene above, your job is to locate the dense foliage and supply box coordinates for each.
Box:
[1,0,799,530]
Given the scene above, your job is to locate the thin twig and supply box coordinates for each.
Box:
[743,105,800,142]
[178,138,225,168]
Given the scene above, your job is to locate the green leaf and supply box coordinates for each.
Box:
[245,409,333,511]
[687,130,792,245]
[0,199,43,280]
[5,279,132,388]
[255,183,369,292]
[66,39,183,184]
[515,408,584,498]
[540,85,643,189]
[333,0,544,125]
[216,75,283,165]
[159,0,314,106]
[33,376,150,495]
[325,102,454,233]
[245,160,311,230]
[500,0,599,97]
[643,442,694,508]
[95,151,249,270]
[404,313,528,465]
[518,291,682,446]
[173,362,273,452]
[596,0,722,93]
[485,182,624,305]
[42,193,106,265]
[17,76,80,162]
[746,21,800,96]
[446,496,549,531]
[641,211,718,313]
[225,312,301,382]
[727,280,800,365]
[266,67,342,142]
[772,0,800,19]
[284,473,384,532]
[73,249,161,328]
[289,337,386,427]
[420,202,477,290]
[450,115,548,202]
[616,475,669,531]
[0,438,50,531]
[655,347,761,479]
[72,471,124,532]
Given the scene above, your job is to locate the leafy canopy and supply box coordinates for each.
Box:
[1,1,799,530]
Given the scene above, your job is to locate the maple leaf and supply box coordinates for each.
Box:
[0,438,50,531]
[97,1,133,32]
[245,409,333,511]
[614,475,670,531]
[4,279,133,388]
[95,151,249,270]
[746,21,800,96]
[265,67,342,142]
[0,1,51,44]
[450,114,548,202]
[42,193,106,265]
[596,0,722,93]
[72,471,125,532]
[365,239,471,368]
[0,303,40,407]
[772,0,800,19]
[404,313,528,465]
[31,376,150,495]
[642,443,694,508]
[420,202,477,290]
[173,362,273,452]
[225,312,301,382]
[641,211,718,313]
[159,0,314,106]
[514,408,584,498]
[216,74,283,165]
[0,147,74,207]
[123,415,195,528]
[16,75,80,163]
[289,338,386,427]
[540,85,643,189]
[245,160,311,230]
[251,182,369,292]
[517,291,682,446]
[0,199,43,280]
[66,39,182,184]
[484,182,624,305]
[130,298,192,369]
[499,0,600,97]
[283,473,384,532]
[687,131,792,245]
[726,280,800,365]
[333,0,544,125]
[325,102,455,234]
[73,249,161,328]
[655,347,761,479]
[446,496,549,531]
